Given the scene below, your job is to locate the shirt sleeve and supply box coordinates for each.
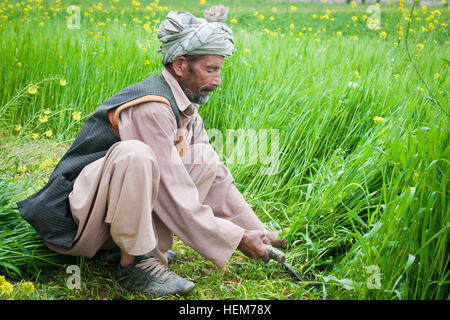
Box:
[191,114,266,231]
[118,102,245,268]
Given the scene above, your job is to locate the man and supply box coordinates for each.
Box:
[17,7,285,297]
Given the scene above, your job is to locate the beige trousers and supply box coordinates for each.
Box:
[47,139,262,266]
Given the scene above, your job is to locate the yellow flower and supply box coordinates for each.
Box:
[72,111,82,121]
[271,7,277,13]
[21,281,34,295]
[354,70,360,78]
[312,14,317,19]
[230,18,237,24]
[40,158,54,169]
[329,208,334,213]
[417,87,424,93]
[0,275,5,285]
[351,1,357,7]
[336,31,343,36]
[32,133,39,140]
[28,86,38,94]
[17,61,22,67]
[352,16,358,22]
[18,164,27,173]
[373,116,385,123]
[144,60,150,65]
[417,43,424,50]
[394,74,400,79]
[289,23,294,29]
[44,109,51,115]
[200,0,206,4]
[39,115,48,123]
[259,14,264,21]
[433,73,440,79]
[45,129,53,137]
[0,281,13,295]
[15,124,22,131]
[290,5,297,12]
[243,48,250,53]
[380,31,387,38]
[60,79,66,86]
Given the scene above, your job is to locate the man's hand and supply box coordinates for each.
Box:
[237,229,287,262]
[238,230,270,262]
[265,229,288,248]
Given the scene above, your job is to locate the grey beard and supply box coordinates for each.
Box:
[193,91,210,105]
[180,83,211,105]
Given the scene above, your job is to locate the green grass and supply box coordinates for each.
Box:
[0,0,449,300]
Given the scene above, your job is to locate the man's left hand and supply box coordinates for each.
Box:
[264,229,288,248]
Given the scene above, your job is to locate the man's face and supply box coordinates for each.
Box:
[176,54,224,105]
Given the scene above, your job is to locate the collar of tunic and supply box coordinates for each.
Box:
[162,68,199,117]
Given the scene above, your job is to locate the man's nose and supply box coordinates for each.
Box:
[211,72,221,87]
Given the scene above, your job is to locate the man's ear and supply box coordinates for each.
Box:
[171,56,188,78]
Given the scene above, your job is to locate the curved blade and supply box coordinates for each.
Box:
[282,262,318,284]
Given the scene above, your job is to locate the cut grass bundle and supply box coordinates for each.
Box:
[0,178,74,280]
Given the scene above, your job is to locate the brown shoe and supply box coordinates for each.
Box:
[114,256,194,297]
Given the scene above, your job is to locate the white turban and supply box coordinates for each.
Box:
[157,6,234,65]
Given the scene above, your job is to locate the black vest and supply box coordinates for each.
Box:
[16,74,181,249]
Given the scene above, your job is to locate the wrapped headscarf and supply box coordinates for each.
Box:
[157,6,234,65]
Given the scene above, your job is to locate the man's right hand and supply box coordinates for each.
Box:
[237,230,271,262]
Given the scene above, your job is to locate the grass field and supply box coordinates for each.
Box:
[0,0,449,300]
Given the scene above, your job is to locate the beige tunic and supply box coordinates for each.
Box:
[48,69,265,268]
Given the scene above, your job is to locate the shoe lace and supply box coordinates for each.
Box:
[135,257,173,281]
